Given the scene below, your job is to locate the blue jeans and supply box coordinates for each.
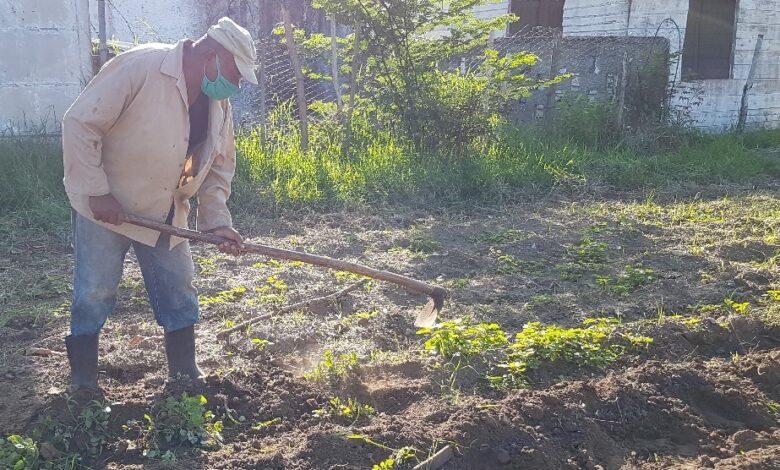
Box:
[70,211,199,336]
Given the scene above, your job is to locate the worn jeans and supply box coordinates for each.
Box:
[70,211,199,336]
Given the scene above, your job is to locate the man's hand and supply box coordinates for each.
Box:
[89,193,125,225]
[207,226,244,256]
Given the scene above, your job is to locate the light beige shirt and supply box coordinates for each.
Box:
[62,40,236,248]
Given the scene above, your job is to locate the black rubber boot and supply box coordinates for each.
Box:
[165,326,204,379]
[65,333,99,390]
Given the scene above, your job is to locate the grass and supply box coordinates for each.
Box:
[2,121,779,252]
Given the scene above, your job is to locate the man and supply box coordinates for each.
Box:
[62,17,256,390]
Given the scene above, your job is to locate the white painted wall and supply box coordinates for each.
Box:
[94,0,239,44]
[0,0,92,134]
[563,0,630,36]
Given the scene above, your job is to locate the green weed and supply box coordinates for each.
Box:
[123,393,222,459]
[417,319,508,360]
[314,397,376,425]
[491,249,545,275]
[199,286,248,306]
[36,397,112,463]
[344,434,418,470]
[490,318,653,389]
[596,264,655,296]
[304,350,361,383]
[475,228,536,244]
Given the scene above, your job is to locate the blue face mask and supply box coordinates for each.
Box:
[201,56,239,100]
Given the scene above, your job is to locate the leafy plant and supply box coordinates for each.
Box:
[199,286,247,306]
[490,318,652,389]
[417,319,508,360]
[304,350,361,383]
[0,435,40,470]
[123,393,222,459]
[37,397,112,462]
[345,434,418,470]
[314,397,376,425]
[596,264,655,296]
[725,298,750,315]
[559,238,608,279]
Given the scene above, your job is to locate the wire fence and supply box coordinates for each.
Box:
[231,25,671,132]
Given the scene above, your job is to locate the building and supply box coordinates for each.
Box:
[487,0,780,131]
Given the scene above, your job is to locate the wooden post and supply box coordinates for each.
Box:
[330,15,343,113]
[345,21,361,146]
[616,51,629,130]
[544,29,562,126]
[97,0,109,66]
[738,34,763,133]
[283,4,309,151]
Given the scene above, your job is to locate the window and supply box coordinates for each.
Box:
[682,0,737,80]
[509,0,564,34]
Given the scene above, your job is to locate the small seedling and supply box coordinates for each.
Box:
[340,310,379,330]
[304,350,360,383]
[490,248,544,276]
[596,264,655,296]
[199,286,248,306]
[314,397,376,425]
[344,434,418,470]
[724,299,750,315]
[195,256,219,276]
[251,417,281,431]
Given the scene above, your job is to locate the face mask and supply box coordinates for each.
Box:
[201,55,239,100]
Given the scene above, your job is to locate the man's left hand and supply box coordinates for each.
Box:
[207,226,244,256]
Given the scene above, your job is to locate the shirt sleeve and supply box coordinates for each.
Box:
[62,56,138,196]
[196,106,237,232]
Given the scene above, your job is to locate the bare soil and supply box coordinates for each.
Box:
[2,187,780,469]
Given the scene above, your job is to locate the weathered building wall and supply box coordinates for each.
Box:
[563,0,630,36]
[561,0,780,131]
[0,0,92,134]
[93,0,236,43]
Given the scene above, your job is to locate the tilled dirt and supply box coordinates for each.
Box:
[3,190,780,469]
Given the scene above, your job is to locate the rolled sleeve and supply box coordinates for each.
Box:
[196,114,236,232]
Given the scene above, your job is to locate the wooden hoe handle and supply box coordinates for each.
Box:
[124,214,447,326]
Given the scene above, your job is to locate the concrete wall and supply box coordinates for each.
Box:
[563,0,630,36]
[0,0,92,134]
[94,0,236,44]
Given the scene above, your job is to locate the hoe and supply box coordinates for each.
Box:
[125,214,447,330]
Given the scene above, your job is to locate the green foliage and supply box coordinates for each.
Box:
[559,237,608,279]
[554,95,618,148]
[476,228,536,244]
[0,435,40,470]
[304,350,361,383]
[314,397,376,424]
[596,264,655,296]
[123,393,222,459]
[489,318,653,389]
[345,434,418,469]
[37,398,112,462]
[417,319,508,361]
[199,286,248,306]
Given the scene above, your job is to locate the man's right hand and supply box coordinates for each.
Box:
[89,193,125,225]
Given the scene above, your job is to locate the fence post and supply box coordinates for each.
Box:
[97,0,108,66]
[283,4,309,151]
[331,15,343,113]
[544,28,562,126]
[616,51,628,130]
[738,34,763,133]
[345,21,361,146]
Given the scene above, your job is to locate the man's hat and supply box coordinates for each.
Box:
[207,17,258,85]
